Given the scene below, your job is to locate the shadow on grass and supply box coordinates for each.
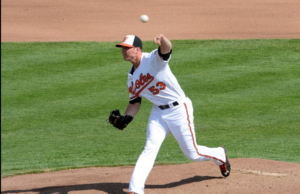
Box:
[1,175,222,194]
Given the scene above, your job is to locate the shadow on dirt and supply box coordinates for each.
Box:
[1,175,222,194]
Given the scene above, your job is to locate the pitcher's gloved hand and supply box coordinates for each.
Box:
[109,109,134,130]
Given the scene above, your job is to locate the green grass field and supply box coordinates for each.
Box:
[1,39,300,177]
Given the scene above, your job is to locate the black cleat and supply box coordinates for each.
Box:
[219,146,231,177]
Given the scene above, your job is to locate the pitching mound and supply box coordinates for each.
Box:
[1,0,300,193]
[2,159,300,193]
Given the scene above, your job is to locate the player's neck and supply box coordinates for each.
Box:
[131,53,142,70]
[132,62,140,70]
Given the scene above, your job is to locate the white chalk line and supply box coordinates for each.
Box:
[245,170,287,177]
[235,169,287,177]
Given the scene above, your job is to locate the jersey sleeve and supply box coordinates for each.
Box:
[129,92,137,100]
[129,97,142,104]
[158,46,172,61]
[149,47,172,71]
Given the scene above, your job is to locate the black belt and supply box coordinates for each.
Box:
[158,101,179,110]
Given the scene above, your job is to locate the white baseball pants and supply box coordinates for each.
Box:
[129,97,226,194]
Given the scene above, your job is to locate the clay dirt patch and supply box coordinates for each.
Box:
[1,0,300,193]
[1,0,300,42]
[1,159,300,194]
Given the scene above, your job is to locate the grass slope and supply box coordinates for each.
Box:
[1,39,300,177]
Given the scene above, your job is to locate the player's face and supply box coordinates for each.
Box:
[122,47,137,61]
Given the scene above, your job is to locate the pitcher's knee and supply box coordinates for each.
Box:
[184,151,202,161]
[142,142,161,156]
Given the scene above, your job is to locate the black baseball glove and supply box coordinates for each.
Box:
[108,109,134,130]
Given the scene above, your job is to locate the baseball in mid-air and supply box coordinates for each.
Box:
[140,15,149,23]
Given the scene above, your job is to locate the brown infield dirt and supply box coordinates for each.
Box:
[1,0,300,194]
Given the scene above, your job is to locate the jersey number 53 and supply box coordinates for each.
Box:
[148,82,166,95]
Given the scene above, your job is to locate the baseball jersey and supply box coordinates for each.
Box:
[128,48,186,106]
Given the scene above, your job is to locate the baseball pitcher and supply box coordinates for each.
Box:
[109,34,231,194]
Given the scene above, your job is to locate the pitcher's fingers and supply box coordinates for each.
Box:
[154,35,161,45]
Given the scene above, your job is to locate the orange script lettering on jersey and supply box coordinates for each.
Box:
[129,73,154,97]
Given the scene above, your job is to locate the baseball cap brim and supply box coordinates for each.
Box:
[115,35,142,49]
[115,43,134,48]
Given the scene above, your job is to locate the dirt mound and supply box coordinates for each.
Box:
[2,159,300,194]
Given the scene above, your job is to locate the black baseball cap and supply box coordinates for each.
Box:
[115,35,143,49]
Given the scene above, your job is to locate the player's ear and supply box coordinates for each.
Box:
[136,47,142,53]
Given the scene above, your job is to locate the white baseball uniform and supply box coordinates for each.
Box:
[128,48,226,194]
